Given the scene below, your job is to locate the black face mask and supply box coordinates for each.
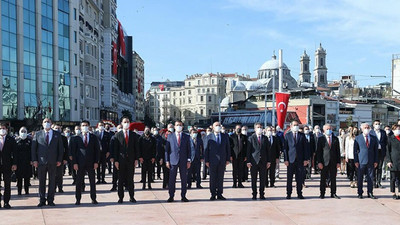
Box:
[145,130,150,136]
[236,129,241,133]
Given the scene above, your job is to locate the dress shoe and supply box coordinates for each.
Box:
[157,176,162,180]
[3,203,11,209]
[118,199,123,204]
[238,184,245,188]
[75,201,81,205]
[92,200,98,204]
[48,202,56,206]
[331,194,341,199]
[232,184,237,188]
[187,186,192,189]
[18,192,22,196]
[210,196,216,201]
[167,197,174,202]
[319,194,325,199]
[358,194,363,199]
[148,186,152,190]
[298,195,305,199]
[260,195,266,200]
[181,197,189,202]
[58,189,64,193]
[286,195,291,199]
[270,185,276,188]
[142,186,146,190]
[96,181,101,184]
[368,193,377,199]
[129,198,136,203]
[110,187,117,192]
[197,185,203,189]
[393,194,397,200]
[102,180,107,184]
[217,195,226,200]
[252,195,257,200]
[37,202,46,207]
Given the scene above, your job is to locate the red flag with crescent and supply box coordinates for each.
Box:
[159,84,164,91]
[118,21,126,56]
[275,92,290,128]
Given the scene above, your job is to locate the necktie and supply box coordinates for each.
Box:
[269,137,272,146]
[365,135,369,148]
[46,132,49,145]
[177,134,181,146]
[125,131,129,146]
[294,133,297,144]
[328,136,331,147]
[216,135,220,144]
[258,135,261,144]
[0,136,4,151]
[84,134,88,147]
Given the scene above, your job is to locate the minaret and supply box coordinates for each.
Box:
[314,43,328,87]
[298,50,311,84]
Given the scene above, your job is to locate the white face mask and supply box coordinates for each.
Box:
[117,128,123,133]
[153,130,159,135]
[98,126,104,131]
[43,122,51,130]
[81,126,89,133]
[64,132,70,137]
[168,127,174,132]
[75,130,81,135]
[214,126,221,133]
[272,132,276,136]
[394,130,400,136]
[291,126,299,133]
[20,132,28,140]
[265,131,272,137]
[192,133,198,139]
[363,128,370,136]
[0,129,6,136]
[341,131,345,136]
[221,129,225,133]
[256,128,263,135]
[122,123,130,130]
[385,129,391,135]
[315,128,321,134]
[241,130,247,136]
[304,130,310,135]
[175,125,183,132]
[374,124,381,130]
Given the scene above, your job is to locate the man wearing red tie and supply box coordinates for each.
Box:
[316,124,341,199]
[113,117,139,203]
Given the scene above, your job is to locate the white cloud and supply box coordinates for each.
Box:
[227,0,400,46]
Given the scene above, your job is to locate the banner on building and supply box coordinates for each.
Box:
[118,20,126,56]
[112,41,118,75]
[275,92,290,128]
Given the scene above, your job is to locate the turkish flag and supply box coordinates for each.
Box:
[275,92,290,128]
[159,84,164,91]
[118,21,126,56]
[112,41,118,75]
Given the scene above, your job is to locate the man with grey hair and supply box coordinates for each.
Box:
[354,123,379,199]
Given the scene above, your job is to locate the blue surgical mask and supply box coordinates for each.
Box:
[325,130,332,136]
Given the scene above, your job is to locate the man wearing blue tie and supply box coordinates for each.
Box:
[165,120,191,203]
[354,123,379,199]
[205,121,231,200]
[283,120,310,199]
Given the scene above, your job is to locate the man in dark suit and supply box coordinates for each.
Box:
[31,118,64,207]
[230,124,247,188]
[188,129,203,189]
[53,124,68,193]
[303,126,315,180]
[316,124,341,199]
[370,120,387,188]
[109,125,122,192]
[155,127,169,189]
[205,121,230,201]
[354,123,379,199]
[70,120,100,205]
[139,127,156,190]
[0,123,17,209]
[283,120,310,199]
[165,120,191,202]
[313,125,323,174]
[114,117,139,203]
[265,126,281,188]
[95,121,111,184]
[247,123,270,200]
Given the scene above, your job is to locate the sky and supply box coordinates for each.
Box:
[116,0,400,92]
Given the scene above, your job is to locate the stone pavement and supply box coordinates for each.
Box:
[1,163,400,225]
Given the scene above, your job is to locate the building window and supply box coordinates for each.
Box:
[188,90,191,95]
[209,109,211,115]
[320,58,324,67]
[197,80,200,85]
[212,79,215,84]
[188,82,191,86]
[74,54,77,65]
[201,109,204,116]
[200,96,204,102]
[208,96,212,102]
[74,31,77,43]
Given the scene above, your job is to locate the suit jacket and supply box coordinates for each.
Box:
[230,133,247,160]
[354,134,378,166]
[113,130,139,164]
[386,136,400,171]
[304,134,316,158]
[204,132,230,166]
[95,130,111,155]
[61,135,69,161]
[190,136,203,161]
[370,129,387,158]
[247,134,270,166]
[283,131,310,164]
[70,133,100,168]
[0,135,17,167]
[266,135,281,161]
[139,134,156,160]
[316,135,341,166]
[155,134,166,161]
[31,130,63,165]
[165,132,191,166]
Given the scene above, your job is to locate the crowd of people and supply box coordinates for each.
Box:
[0,117,400,209]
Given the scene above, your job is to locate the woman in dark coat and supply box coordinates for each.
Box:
[386,124,400,199]
[15,127,32,195]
